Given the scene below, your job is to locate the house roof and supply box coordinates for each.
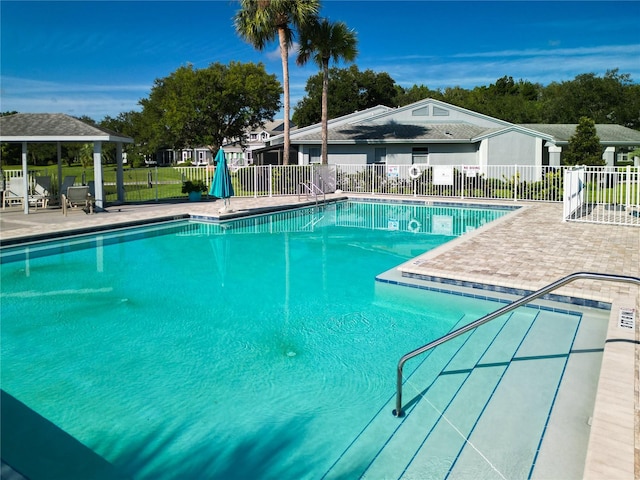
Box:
[293,121,495,143]
[0,113,134,143]
[277,98,640,148]
[519,124,640,145]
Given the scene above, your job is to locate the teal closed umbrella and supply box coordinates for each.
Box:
[209,148,234,212]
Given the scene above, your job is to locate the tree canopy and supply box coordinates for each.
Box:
[293,65,397,127]
[138,62,281,153]
[292,69,640,130]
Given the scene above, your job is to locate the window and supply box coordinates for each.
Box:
[374,148,387,164]
[412,107,429,116]
[412,147,429,164]
[433,106,449,116]
[309,147,321,164]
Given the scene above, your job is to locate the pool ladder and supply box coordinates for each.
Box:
[298,181,326,205]
[393,271,640,417]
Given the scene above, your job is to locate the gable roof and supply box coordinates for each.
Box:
[0,113,134,143]
[278,98,639,147]
[293,121,495,143]
[286,99,553,145]
[269,105,393,145]
[520,124,640,145]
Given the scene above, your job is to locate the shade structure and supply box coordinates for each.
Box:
[209,148,234,212]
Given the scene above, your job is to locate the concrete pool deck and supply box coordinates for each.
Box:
[1,195,638,479]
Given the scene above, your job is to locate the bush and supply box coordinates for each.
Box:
[181,180,207,194]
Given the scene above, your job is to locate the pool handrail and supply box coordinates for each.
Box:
[393,271,640,417]
[298,181,326,205]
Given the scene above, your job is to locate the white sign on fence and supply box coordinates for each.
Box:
[433,166,454,185]
[387,166,399,178]
[463,165,481,178]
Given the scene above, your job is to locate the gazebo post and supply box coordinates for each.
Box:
[93,142,104,210]
[116,142,124,203]
[57,142,63,201]
[21,142,29,214]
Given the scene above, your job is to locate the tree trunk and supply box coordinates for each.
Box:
[321,60,329,165]
[279,28,291,166]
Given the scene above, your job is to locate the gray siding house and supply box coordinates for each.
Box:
[258,98,640,168]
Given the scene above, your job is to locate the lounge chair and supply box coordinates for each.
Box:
[2,179,26,209]
[30,176,52,209]
[62,186,94,216]
[58,176,76,204]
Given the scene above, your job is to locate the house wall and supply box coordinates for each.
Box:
[391,103,506,129]
[314,143,479,166]
[426,143,478,165]
[486,131,538,166]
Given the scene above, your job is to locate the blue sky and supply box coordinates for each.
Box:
[2,1,639,121]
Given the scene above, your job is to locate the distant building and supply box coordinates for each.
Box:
[223,120,287,168]
[151,120,288,168]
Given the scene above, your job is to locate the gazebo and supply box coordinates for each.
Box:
[0,113,134,214]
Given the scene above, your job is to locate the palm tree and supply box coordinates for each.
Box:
[297,18,357,165]
[235,0,320,166]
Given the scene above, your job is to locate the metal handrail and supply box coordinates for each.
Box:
[392,271,640,417]
[298,181,326,205]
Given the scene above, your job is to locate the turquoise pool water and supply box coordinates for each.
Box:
[0,201,601,479]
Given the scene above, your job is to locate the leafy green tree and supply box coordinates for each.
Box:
[395,84,442,107]
[102,111,153,167]
[563,117,605,166]
[26,143,56,166]
[293,65,398,127]
[1,142,22,166]
[440,85,474,109]
[464,77,543,123]
[235,0,320,165]
[139,62,281,153]
[541,69,636,125]
[79,143,93,169]
[297,17,358,164]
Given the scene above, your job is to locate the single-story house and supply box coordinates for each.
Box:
[255,98,640,169]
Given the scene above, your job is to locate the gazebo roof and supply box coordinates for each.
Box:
[0,113,134,143]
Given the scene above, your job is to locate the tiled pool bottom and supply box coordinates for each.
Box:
[360,272,611,479]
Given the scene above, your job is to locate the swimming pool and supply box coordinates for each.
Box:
[0,201,606,479]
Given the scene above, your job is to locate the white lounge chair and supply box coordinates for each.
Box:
[2,179,26,209]
[62,186,94,216]
[30,176,52,209]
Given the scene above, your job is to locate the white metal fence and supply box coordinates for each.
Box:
[3,164,638,226]
[563,166,639,226]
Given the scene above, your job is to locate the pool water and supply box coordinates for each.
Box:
[0,201,604,479]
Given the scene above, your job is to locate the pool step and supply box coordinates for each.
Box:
[323,308,581,480]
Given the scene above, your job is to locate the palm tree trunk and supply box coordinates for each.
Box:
[279,28,291,166]
[321,60,329,165]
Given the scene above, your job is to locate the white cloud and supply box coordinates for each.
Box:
[360,44,640,90]
[0,77,147,120]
